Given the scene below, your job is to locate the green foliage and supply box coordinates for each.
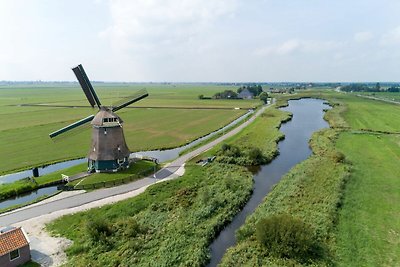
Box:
[20,261,41,267]
[86,218,112,244]
[0,178,38,201]
[217,144,268,166]
[213,90,238,99]
[259,91,269,104]
[387,86,400,92]
[47,163,253,266]
[248,147,264,165]
[221,127,350,266]
[237,84,263,96]
[211,107,290,166]
[340,83,381,92]
[256,214,320,261]
[69,160,157,187]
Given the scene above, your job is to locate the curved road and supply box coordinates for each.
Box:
[0,103,270,226]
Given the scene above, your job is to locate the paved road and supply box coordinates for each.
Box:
[0,104,269,226]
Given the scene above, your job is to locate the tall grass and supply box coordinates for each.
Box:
[47,163,253,266]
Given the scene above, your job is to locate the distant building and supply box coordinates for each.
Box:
[238,88,254,99]
[0,226,31,267]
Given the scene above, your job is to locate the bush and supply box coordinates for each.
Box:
[255,214,320,261]
[248,147,265,165]
[86,218,112,244]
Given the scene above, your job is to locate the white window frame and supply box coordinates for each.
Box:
[9,248,20,261]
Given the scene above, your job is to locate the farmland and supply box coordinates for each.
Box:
[0,83,260,174]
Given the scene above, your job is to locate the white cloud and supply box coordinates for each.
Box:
[380,26,400,45]
[101,0,237,53]
[276,40,300,55]
[254,39,343,57]
[354,31,374,42]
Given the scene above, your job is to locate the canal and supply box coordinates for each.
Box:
[208,98,330,266]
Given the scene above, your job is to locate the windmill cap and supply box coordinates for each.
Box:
[91,108,123,127]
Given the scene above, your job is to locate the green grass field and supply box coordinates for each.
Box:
[338,94,400,132]
[0,83,260,174]
[356,91,400,102]
[335,133,400,266]
[69,160,157,187]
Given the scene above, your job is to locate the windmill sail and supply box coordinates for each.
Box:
[49,115,95,138]
[112,89,148,112]
[72,64,101,108]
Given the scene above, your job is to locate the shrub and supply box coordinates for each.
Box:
[248,147,265,165]
[255,214,320,261]
[86,218,112,244]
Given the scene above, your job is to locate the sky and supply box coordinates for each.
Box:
[1,0,400,82]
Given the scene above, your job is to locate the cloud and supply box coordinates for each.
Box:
[254,39,343,57]
[354,31,374,42]
[101,0,237,53]
[380,26,400,45]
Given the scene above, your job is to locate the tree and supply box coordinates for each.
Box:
[259,92,269,104]
[375,82,381,91]
[198,94,204,99]
[213,90,238,99]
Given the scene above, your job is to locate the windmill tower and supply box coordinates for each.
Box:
[49,64,148,173]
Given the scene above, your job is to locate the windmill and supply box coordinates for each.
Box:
[49,64,148,173]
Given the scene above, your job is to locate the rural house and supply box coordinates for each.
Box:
[0,226,31,267]
[238,88,254,99]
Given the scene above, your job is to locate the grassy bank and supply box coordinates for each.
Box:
[68,160,158,189]
[200,106,292,166]
[0,160,156,204]
[220,127,349,266]
[47,163,253,266]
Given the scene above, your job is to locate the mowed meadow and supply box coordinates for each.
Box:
[0,83,260,174]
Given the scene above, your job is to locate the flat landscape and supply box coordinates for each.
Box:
[0,84,258,174]
[2,2,399,267]
[1,86,400,267]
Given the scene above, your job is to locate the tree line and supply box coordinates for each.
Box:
[341,83,400,92]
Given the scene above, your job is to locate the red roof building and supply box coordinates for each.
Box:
[0,226,31,267]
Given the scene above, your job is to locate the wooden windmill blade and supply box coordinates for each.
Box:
[49,115,95,139]
[72,64,102,109]
[111,89,149,112]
